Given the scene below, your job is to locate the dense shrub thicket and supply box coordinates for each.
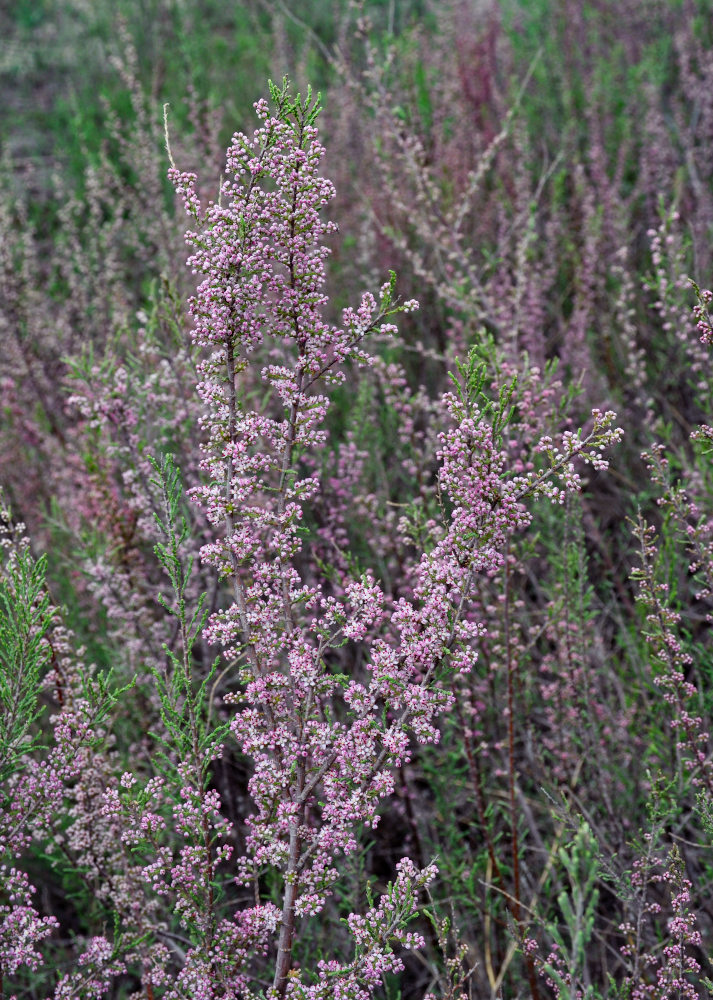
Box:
[3,1,713,997]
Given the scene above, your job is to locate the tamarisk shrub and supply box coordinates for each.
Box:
[0,77,622,999]
[158,78,622,998]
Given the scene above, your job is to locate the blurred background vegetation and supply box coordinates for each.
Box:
[4,1,713,997]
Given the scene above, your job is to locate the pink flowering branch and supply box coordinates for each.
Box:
[166,77,625,998]
[0,497,144,997]
[621,843,703,1000]
[631,513,713,796]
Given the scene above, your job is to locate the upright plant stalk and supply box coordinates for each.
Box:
[503,547,540,1000]
[504,549,521,926]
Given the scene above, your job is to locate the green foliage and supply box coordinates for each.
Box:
[543,821,601,1000]
[447,340,517,445]
[0,511,54,783]
[268,76,323,130]
[148,453,226,779]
